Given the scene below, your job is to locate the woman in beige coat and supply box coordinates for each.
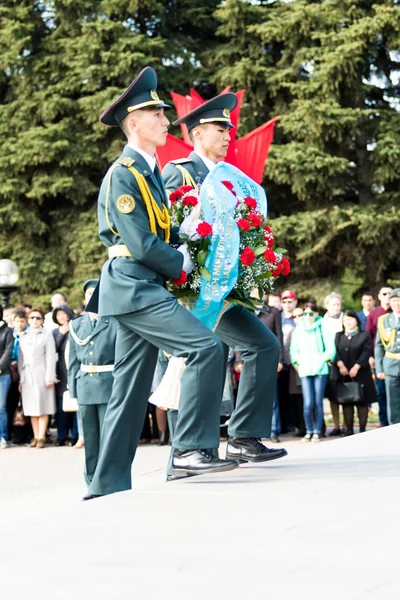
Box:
[18,307,57,448]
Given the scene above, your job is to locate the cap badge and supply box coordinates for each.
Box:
[116,194,135,214]
[223,108,230,118]
[150,90,160,101]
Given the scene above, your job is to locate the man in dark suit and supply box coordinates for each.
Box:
[163,94,287,469]
[84,68,238,499]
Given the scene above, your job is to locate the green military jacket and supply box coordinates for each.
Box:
[162,151,210,193]
[67,314,118,405]
[375,312,400,376]
[96,145,183,316]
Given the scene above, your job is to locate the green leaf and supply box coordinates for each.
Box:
[197,249,209,266]
[200,267,211,281]
[254,246,266,257]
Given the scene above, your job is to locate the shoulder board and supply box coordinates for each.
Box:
[119,157,136,167]
[377,314,388,325]
[168,158,192,165]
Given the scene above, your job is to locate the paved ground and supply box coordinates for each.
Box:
[0,423,397,600]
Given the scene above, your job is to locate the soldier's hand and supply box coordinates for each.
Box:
[177,244,194,274]
[369,356,375,370]
[277,362,283,373]
[376,372,385,380]
[180,213,202,240]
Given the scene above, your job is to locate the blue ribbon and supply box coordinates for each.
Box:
[191,162,267,329]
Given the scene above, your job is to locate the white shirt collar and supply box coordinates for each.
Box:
[127,143,156,172]
[194,151,218,172]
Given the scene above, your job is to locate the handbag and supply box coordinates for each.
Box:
[337,381,364,404]
[62,389,78,412]
[13,402,26,427]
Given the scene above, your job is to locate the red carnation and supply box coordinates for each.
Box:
[265,236,274,249]
[271,263,284,277]
[180,185,194,193]
[244,196,257,211]
[247,213,262,228]
[281,258,291,276]
[264,249,276,263]
[237,218,251,231]
[171,270,188,286]
[240,247,256,266]
[263,224,272,234]
[169,190,181,202]
[182,195,198,207]
[196,221,213,238]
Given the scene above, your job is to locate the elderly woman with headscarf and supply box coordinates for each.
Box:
[52,304,78,446]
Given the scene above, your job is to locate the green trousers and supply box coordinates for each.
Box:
[166,305,280,476]
[88,297,224,496]
[79,403,108,487]
[385,375,400,424]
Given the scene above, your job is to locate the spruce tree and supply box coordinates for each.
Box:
[212,0,400,291]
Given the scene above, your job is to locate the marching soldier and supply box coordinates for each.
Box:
[68,279,118,486]
[375,288,400,424]
[83,68,238,499]
[163,94,287,473]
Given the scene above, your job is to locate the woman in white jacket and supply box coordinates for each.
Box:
[18,307,57,448]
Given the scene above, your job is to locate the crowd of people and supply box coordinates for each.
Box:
[243,285,399,443]
[0,283,398,453]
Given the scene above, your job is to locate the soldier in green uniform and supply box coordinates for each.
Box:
[83,68,238,499]
[163,94,287,472]
[375,288,400,424]
[68,279,118,486]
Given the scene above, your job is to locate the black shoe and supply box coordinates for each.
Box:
[328,428,341,436]
[158,431,169,446]
[226,437,288,463]
[82,494,102,501]
[70,438,78,447]
[166,472,198,482]
[55,439,66,447]
[343,429,354,437]
[172,449,238,476]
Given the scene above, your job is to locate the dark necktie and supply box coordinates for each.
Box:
[153,165,166,199]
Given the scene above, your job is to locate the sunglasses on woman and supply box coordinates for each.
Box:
[29,315,43,320]
[304,311,315,316]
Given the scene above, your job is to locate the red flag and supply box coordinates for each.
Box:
[233,117,279,183]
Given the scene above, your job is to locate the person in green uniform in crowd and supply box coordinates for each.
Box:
[83,68,239,500]
[162,94,287,476]
[67,279,118,486]
[375,288,400,424]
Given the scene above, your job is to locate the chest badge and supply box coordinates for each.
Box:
[116,194,135,214]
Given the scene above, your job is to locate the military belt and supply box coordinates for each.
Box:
[108,245,131,258]
[80,364,114,374]
[384,351,400,360]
